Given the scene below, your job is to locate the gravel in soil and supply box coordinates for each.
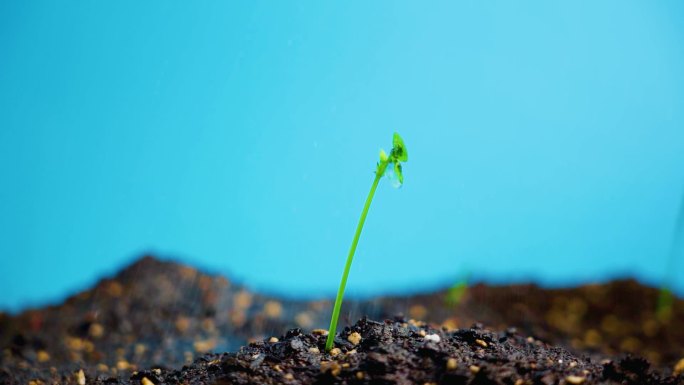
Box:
[7,318,681,385]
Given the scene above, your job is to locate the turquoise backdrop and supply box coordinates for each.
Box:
[1,1,683,311]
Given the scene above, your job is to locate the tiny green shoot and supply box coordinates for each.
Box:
[445,272,470,308]
[656,189,684,322]
[325,132,408,352]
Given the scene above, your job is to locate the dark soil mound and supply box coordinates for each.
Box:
[1,256,683,384]
[373,280,684,367]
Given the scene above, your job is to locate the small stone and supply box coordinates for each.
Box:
[308,347,320,354]
[565,375,586,384]
[134,343,146,356]
[356,371,365,380]
[295,312,313,328]
[234,291,253,309]
[152,368,162,375]
[320,361,341,376]
[89,323,104,338]
[141,377,154,385]
[106,281,123,297]
[329,348,342,356]
[76,369,86,385]
[475,339,488,348]
[117,360,130,371]
[674,358,684,376]
[97,363,109,372]
[409,304,427,319]
[175,317,191,333]
[470,365,480,374]
[274,364,283,372]
[418,330,427,337]
[312,329,329,336]
[193,339,216,353]
[284,373,294,380]
[37,350,50,362]
[347,332,362,345]
[346,349,357,355]
[263,301,283,318]
[446,358,458,370]
[424,334,441,343]
[268,337,279,343]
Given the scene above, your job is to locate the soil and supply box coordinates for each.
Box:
[1,256,683,384]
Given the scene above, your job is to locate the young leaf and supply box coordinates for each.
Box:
[379,149,388,162]
[385,163,403,189]
[391,132,408,162]
[394,162,403,185]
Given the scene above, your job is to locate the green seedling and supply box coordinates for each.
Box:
[325,132,408,352]
[445,272,470,308]
[657,189,684,322]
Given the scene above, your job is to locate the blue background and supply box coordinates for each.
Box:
[1,1,683,312]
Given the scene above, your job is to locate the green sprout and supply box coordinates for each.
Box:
[656,189,684,322]
[445,272,470,308]
[325,132,408,352]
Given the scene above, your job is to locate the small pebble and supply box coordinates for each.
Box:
[320,361,341,376]
[475,339,488,348]
[193,339,216,353]
[329,348,342,356]
[674,358,684,376]
[469,365,480,374]
[295,312,313,328]
[312,329,329,336]
[268,337,279,343]
[141,377,154,385]
[89,323,104,338]
[284,373,294,380]
[76,369,86,385]
[263,301,283,318]
[117,360,130,371]
[565,375,586,384]
[446,358,458,370]
[308,347,320,354]
[356,371,365,380]
[347,332,362,345]
[36,350,50,362]
[134,343,147,356]
[424,334,441,343]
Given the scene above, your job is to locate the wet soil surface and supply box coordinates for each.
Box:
[1,256,683,384]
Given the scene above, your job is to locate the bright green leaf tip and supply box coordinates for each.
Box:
[391,132,408,162]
